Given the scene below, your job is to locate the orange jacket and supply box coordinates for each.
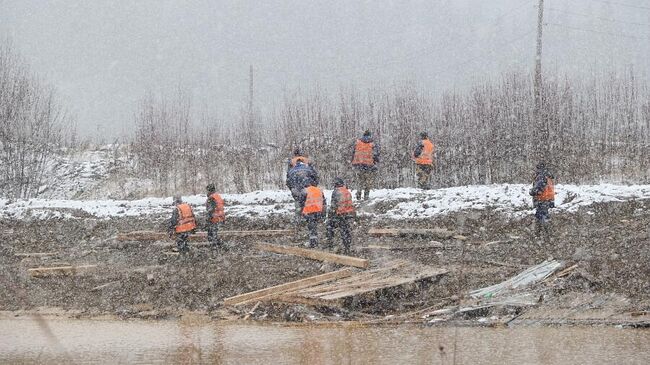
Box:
[175,203,197,233]
[535,177,555,202]
[335,187,355,215]
[302,186,324,215]
[290,156,309,168]
[352,139,375,166]
[415,139,434,166]
[208,193,225,223]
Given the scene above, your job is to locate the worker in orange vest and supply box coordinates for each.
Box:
[206,183,225,250]
[413,132,435,189]
[529,162,555,234]
[168,196,197,253]
[351,130,380,200]
[326,178,355,254]
[300,180,326,248]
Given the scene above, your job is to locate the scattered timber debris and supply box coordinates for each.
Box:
[256,243,369,269]
[368,228,456,239]
[14,252,58,258]
[116,229,295,242]
[469,259,564,299]
[91,281,120,291]
[28,264,98,278]
[223,269,354,306]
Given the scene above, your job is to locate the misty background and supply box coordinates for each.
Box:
[2,0,649,140]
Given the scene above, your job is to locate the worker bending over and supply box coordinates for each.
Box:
[326,177,355,254]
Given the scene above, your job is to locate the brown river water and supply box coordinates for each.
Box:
[1,317,649,364]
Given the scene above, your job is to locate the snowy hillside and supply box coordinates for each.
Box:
[2,184,649,221]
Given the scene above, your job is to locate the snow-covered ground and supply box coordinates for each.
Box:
[2,184,649,221]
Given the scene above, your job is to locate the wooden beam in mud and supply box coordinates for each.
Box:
[15,252,58,258]
[256,243,369,269]
[28,264,97,278]
[116,229,295,242]
[358,242,445,251]
[368,228,456,239]
[223,268,354,306]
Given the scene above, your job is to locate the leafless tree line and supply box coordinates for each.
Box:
[0,43,65,198]
[132,70,649,195]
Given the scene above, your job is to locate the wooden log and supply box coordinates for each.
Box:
[368,228,455,239]
[28,264,97,278]
[15,252,58,258]
[223,268,354,306]
[116,229,295,242]
[256,243,369,269]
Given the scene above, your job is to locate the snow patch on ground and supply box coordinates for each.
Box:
[1,184,649,221]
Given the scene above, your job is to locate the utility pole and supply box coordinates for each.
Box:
[534,0,547,157]
[248,64,255,144]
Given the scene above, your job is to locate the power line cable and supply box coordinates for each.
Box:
[546,7,650,27]
[582,0,650,11]
[546,22,650,40]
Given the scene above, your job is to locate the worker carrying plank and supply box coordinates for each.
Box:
[326,177,355,254]
[206,183,226,250]
[300,180,326,248]
[168,196,197,253]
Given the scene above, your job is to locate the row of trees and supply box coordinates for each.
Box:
[0,43,66,198]
[132,70,649,195]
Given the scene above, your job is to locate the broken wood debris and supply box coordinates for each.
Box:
[116,229,295,242]
[223,268,354,306]
[256,243,369,269]
[469,259,564,299]
[368,228,455,239]
[274,260,448,307]
[358,242,445,251]
[15,252,58,258]
[91,281,120,291]
[28,264,98,278]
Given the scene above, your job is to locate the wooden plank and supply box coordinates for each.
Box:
[256,243,369,269]
[15,252,58,258]
[116,229,295,242]
[223,268,354,306]
[91,281,120,291]
[28,264,97,278]
[368,228,455,239]
[358,242,444,251]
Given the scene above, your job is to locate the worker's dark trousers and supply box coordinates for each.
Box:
[326,215,352,253]
[207,222,223,248]
[304,213,322,248]
[291,187,306,224]
[416,164,433,190]
[176,232,190,253]
[534,200,553,237]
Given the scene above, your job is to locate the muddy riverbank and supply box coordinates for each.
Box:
[1,199,649,326]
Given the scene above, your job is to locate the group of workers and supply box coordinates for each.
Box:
[167,130,556,254]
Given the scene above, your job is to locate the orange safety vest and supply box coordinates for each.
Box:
[352,140,374,166]
[208,193,225,223]
[335,187,355,215]
[302,186,324,215]
[415,139,434,166]
[535,177,555,202]
[290,156,309,167]
[175,203,197,233]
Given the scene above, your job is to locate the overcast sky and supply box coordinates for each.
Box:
[2,0,649,139]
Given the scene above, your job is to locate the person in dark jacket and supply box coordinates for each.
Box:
[326,178,355,254]
[205,183,226,250]
[413,132,435,189]
[351,130,380,200]
[168,196,197,253]
[300,180,326,248]
[529,162,556,234]
[286,161,319,220]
